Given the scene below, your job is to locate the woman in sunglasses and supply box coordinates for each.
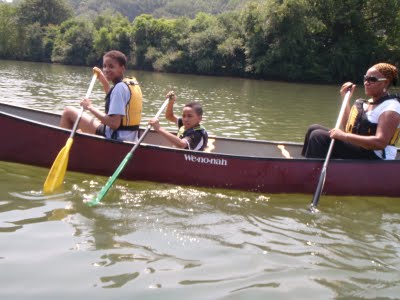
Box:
[302,62,400,160]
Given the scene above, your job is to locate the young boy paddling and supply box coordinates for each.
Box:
[59,50,142,142]
[149,91,208,151]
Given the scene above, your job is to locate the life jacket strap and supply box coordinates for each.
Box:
[119,125,139,131]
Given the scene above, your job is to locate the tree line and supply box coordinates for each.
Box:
[66,0,255,20]
[1,0,399,84]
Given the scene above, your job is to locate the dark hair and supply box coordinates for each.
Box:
[103,50,127,67]
[184,101,203,116]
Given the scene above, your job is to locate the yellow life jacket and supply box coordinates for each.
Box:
[105,77,142,130]
[346,97,400,146]
[121,77,142,129]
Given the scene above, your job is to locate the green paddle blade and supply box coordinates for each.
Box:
[86,97,170,207]
[86,152,133,206]
[43,138,73,193]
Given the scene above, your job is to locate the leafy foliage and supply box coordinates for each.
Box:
[0,3,19,58]
[51,18,95,65]
[1,0,399,83]
[17,0,73,26]
[67,0,261,20]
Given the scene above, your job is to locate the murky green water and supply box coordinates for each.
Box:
[0,60,399,299]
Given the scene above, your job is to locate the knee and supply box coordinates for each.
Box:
[304,129,330,158]
[309,128,328,140]
[307,124,323,133]
[62,106,78,118]
[310,124,321,130]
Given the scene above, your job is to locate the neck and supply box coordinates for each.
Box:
[369,92,390,105]
[113,77,123,85]
[371,91,389,102]
[185,123,200,130]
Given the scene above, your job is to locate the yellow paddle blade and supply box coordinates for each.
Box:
[43,138,73,194]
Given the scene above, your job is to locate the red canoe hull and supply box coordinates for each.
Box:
[1,103,399,197]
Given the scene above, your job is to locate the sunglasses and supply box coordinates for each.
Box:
[364,75,387,83]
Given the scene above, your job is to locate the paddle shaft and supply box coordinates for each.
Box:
[43,71,98,194]
[87,97,171,206]
[69,73,98,139]
[310,89,352,209]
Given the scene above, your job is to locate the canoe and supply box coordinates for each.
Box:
[1,102,399,197]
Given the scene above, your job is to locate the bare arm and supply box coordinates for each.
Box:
[81,98,122,130]
[331,111,400,150]
[149,118,188,148]
[165,91,178,124]
[93,67,110,94]
[156,128,189,148]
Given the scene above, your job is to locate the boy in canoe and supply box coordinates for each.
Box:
[149,91,208,151]
[59,50,142,142]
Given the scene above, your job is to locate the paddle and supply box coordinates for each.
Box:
[309,88,352,211]
[87,97,171,206]
[43,70,99,194]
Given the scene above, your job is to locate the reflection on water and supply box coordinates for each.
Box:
[1,61,400,299]
[1,161,400,299]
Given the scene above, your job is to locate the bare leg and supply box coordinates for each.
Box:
[59,106,78,129]
[60,106,101,135]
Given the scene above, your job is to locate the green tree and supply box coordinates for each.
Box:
[0,3,19,58]
[92,27,112,63]
[239,2,269,76]
[52,18,95,65]
[306,0,400,82]
[185,13,225,74]
[1,0,399,84]
[260,0,315,81]
[23,23,46,61]
[162,17,192,72]
[216,11,246,75]
[17,0,73,26]
[131,14,177,69]
[19,23,58,62]
[43,25,58,61]
[90,12,133,65]
[361,0,400,65]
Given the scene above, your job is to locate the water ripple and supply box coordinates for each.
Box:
[2,62,400,298]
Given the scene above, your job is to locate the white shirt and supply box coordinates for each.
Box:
[365,98,400,159]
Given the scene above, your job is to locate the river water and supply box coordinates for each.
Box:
[0,60,399,299]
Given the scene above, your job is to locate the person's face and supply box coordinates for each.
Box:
[364,67,388,97]
[102,56,125,83]
[182,107,202,130]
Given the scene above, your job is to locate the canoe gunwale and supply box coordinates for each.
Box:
[1,101,400,163]
[1,101,400,197]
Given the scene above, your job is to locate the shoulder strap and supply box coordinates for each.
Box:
[369,94,400,105]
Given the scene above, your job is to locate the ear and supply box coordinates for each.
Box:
[384,81,391,91]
